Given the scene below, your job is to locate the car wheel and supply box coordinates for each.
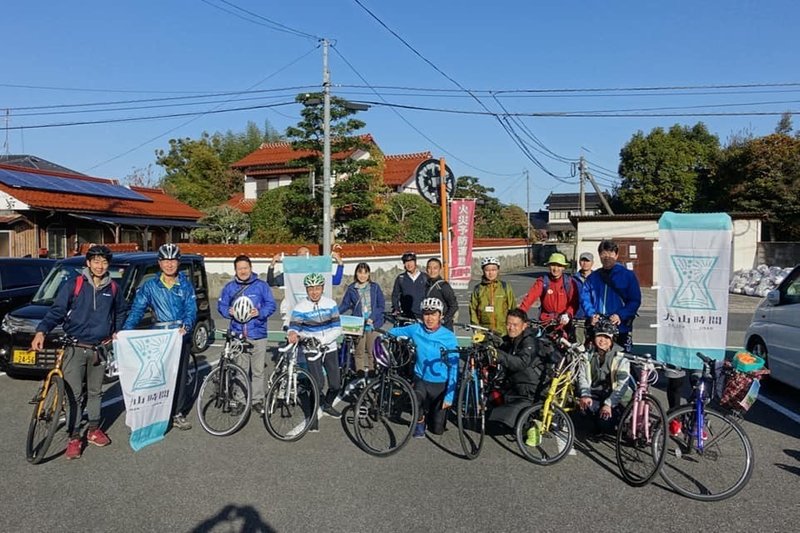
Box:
[192,321,210,354]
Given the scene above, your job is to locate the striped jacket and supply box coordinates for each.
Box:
[287,296,342,352]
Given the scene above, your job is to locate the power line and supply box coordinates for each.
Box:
[199,0,320,40]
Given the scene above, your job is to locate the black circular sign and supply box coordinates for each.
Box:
[414,158,456,204]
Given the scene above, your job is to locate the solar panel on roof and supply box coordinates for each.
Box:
[0,168,151,202]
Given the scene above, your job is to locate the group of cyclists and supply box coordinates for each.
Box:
[33,238,643,460]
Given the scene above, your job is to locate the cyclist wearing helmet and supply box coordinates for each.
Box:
[123,243,197,431]
[391,251,429,320]
[518,252,579,335]
[218,255,276,414]
[576,319,631,434]
[287,272,343,422]
[387,297,458,439]
[32,244,127,459]
[469,256,516,335]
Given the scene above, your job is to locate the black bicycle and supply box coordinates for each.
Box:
[352,335,418,456]
[196,328,252,436]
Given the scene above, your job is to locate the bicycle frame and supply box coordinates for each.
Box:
[34,340,68,418]
[624,355,662,443]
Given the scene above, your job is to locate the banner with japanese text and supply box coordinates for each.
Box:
[280,255,333,326]
[115,329,182,451]
[449,199,477,290]
[656,212,732,369]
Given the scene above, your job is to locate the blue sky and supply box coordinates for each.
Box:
[3,1,798,210]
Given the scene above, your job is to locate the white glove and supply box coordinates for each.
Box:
[559,314,570,325]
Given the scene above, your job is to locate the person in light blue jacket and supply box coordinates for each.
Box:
[339,262,385,376]
[388,297,458,439]
[218,255,276,413]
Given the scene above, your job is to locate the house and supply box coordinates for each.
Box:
[0,158,203,258]
[544,192,608,241]
[226,135,432,212]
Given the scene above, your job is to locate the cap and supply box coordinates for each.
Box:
[579,252,594,262]
[401,251,417,262]
[546,252,569,267]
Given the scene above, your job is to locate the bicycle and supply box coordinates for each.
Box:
[26,335,75,464]
[615,353,668,486]
[263,338,320,441]
[352,335,418,457]
[515,337,586,465]
[658,352,756,501]
[444,323,504,460]
[195,329,252,436]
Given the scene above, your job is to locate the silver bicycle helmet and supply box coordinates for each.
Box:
[421,297,444,313]
[231,295,255,323]
[481,256,500,269]
[157,243,181,260]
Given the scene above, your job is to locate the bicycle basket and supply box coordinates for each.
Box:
[719,363,770,412]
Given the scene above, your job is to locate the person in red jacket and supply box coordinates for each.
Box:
[518,252,579,336]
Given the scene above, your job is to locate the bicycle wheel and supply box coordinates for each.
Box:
[26,376,69,464]
[263,369,319,442]
[456,370,485,460]
[660,405,754,501]
[196,363,251,436]
[353,376,417,457]
[616,394,667,486]
[515,401,575,465]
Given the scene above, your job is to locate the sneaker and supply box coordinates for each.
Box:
[172,414,192,431]
[308,421,320,433]
[322,404,342,419]
[668,419,683,437]
[525,421,542,447]
[252,402,265,415]
[413,421,426,439]
[86,428,111,447]
[317,406,326,419]
[65,438,83,460]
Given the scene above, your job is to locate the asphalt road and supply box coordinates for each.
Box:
[0,268,798,532]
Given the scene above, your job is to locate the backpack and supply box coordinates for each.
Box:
[73,275,118,300]
[542,275,574,301]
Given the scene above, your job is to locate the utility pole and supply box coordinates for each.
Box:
[525,169,531,239]
[579,156,586,216]
[584,162,615,215]
[322,38,332,256]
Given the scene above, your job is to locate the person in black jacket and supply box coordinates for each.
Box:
[488,308,547,428]
[425,258,458,330]
[391,251,428,319]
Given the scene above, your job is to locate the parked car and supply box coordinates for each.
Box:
[744,264,800,389]
[0,258,55,323]
[0,252,214,375]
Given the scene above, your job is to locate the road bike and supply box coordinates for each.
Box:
[26,335,74,464]
[263,338,320,441]
[352,335,418,457]
[658,352,756,501]
[615,353,667,486]
[515,337,586,465]
[196,329,252,436]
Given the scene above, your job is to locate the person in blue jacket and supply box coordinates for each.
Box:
[580,240,641,351]
[388,297,458,439]
[218,255,277,414]
[123,243,197,431]
[339,262,385,376]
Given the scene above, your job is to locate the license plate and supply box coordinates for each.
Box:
[12,349,37,365]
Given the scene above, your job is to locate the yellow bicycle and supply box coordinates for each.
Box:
[515,338,587,465]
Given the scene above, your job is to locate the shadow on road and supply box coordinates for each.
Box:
[191,504,276,533]
[776,448,800,478]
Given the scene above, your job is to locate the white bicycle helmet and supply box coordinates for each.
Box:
[481,256,500,269]
[303,272,325,287]
[231,295,255,323]
[158,243,181,260]
[420,297,444,313]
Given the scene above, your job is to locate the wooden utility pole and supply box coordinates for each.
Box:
[439,157,449,280]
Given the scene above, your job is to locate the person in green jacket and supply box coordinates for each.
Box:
[469,256,516,335]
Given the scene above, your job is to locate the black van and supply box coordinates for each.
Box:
[0,252,214,374]
[0,258,55,323]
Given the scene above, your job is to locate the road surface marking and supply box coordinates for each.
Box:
[759,394,800,425]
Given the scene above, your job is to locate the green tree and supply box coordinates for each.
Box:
[250,185,294,243]
[192,205,250,244]
[382,193,440,242]
[715,133,800,240]
[615,123,720,213]
[454,176,527,238]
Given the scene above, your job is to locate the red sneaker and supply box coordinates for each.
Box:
[65,438,83,460]
[87,428,111,447]
[668,419,682,437]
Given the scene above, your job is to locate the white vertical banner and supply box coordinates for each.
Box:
[449,199,476,290]
[115,329,182,451]
[656,212,732,369]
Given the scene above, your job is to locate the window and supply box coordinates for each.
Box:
[0,231,10,257]
[47,228,66,258]
[783,268,800,305]
[77,228,104,247]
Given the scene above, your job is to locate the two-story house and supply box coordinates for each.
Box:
[544,192,607,241]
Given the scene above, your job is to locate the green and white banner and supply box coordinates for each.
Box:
[656,212,732,369]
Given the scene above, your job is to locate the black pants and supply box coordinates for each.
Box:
[172,337,192,417]
[666,370,702,410]
[414,377,448,435]
[307,349,341,406]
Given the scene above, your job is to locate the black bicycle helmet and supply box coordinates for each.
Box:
[86,244,113,262]
[594,318,619,339]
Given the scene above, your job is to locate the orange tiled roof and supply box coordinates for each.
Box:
[0,164,202,219]
[383,152,432,186]
[225,192,257,214]
[232,134,377,169]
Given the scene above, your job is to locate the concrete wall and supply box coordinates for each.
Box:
[757,242,800,268]
[203,243,529,299]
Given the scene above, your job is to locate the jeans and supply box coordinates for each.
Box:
[238,337,268,402]
[62,346,105,437]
